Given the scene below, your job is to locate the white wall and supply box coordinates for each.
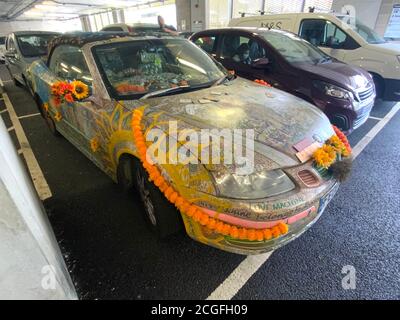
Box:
[0,113,76,300]
[331,0,383,30]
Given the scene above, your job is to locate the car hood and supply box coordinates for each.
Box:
[294,61,372,92]
[366,42,400,55]
[127,78,334,169]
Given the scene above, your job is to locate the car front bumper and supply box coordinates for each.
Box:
[181,181,339,255]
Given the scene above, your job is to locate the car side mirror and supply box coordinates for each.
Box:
[252,57,270,69]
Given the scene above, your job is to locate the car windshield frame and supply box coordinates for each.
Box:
[338,16,386,44]
[16,33,58,57]
[260,31,331,65]
[92,38,228,100]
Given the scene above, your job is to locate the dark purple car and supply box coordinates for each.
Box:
[191,27,376,134]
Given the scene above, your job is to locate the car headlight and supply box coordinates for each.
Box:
[313,80,353,100]
[212,169,295,200]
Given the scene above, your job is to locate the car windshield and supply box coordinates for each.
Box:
[261,31,330,64]
[338,16,386,44]
[16,34,58,57]
[93,38,227,99]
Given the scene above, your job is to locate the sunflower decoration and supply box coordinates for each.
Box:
[72,80,89,100]
[90,137,99,152]
[42,103,49,112]
[54,111,62,122]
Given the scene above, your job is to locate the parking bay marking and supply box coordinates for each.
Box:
[1,91,52,200]
[18,112,41,120]
[207,102,400,300]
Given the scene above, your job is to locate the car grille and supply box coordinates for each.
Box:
[357,84,375,102]
[354,102,374,129]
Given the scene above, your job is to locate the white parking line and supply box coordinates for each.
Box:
[0,109,7,114]
[369,116,383,121]
[18,112,41,120]
[1,91,52,200]
[7,126,14,132]
[207,102,400,300]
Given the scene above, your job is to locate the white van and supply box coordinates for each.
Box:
[229,13,400,101]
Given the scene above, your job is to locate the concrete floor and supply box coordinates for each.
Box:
[1,65,399,300]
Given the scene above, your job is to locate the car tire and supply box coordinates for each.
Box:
[118,155,183,239]
[371,73,384,99]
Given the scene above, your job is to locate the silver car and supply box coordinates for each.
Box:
[4,31,60,92]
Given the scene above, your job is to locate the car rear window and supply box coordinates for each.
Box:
[0,37,5,45]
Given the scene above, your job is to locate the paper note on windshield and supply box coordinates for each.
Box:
[296,141,321,163]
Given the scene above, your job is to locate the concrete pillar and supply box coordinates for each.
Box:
[176,0,208,32]
[0,114,77,300]
[80,15,91,32]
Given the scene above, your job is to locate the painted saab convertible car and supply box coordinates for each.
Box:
[29,32,346,255]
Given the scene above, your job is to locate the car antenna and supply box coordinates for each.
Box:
[239,12,246,17]
[259,10,265,15]
[309,6,315,13]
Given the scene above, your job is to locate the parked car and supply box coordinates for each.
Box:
[191,27,376,134]
[101,23,160,33]
[229,12,400,101]
[4,31,60,91]
[0,36,6,64]
[179,31,194,39]
[29,32,346,255]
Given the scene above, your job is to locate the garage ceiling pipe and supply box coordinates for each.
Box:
[5,0,42,20]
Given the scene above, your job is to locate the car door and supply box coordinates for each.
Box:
[217,32,276,84]
[5,36,21,81]
[298,19,359,62]
[47,45,107,165]
[192,33,219,58]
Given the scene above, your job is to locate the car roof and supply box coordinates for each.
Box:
[102,23,160,29]
[194,27,298,38]
[10,31,61,36]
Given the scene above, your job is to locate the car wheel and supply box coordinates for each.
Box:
[371,73,384,99]
[118,156,182,238]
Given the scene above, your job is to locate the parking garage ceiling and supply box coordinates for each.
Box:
[0,0,159,21]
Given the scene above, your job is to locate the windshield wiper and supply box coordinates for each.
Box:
[213,73,235,87]
[140,85,190,99]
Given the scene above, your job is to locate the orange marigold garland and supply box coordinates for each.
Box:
[312,125,352,170]
[254,79,272,87]
[131,109,289,242]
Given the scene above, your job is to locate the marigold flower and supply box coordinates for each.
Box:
[54,111,62,122]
